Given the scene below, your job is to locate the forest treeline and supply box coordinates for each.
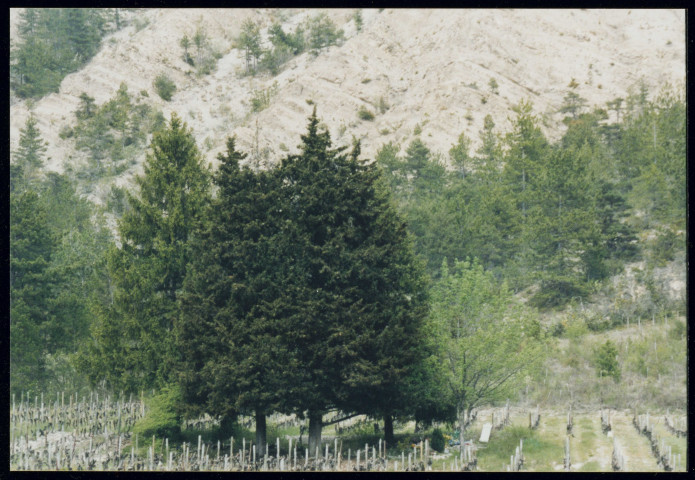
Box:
[10,78,685,450]
[10,8,129,99]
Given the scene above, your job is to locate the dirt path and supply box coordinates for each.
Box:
[610,411,662,472]
[570,414,613,471]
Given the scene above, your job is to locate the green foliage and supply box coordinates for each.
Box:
[583,312,614,333]
[488,77,499,94]
[180,34,193,65]
[154,74,176,101]
[79,113,211,393]
[449,132,471,179]
[378,96,390,114]
[106,185,130,216]
[353,10,363,31]
[288,112,429,439]
[646,227,679,266]
[268,22,305,55]
[430,428,445,452]
[559,90,587,120]
[10,190,55,395]
[178,136,286,421]
[250,82,278,112]
[357,105,375,121]
[429,259,545,435]
[13,115,48,188]
[593,340,620,382]
[669,319,686,340]
[260,23,306,75]
[133,385,183,440]
[237,19,262,73]
[11,171,112,398]
[176,25,219,75]
[70,83,163,179]
[11,9,117,99]
[306,13,344,54]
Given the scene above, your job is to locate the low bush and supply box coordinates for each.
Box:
[154,74,176,101]
[430,428,445,452]
[357,105,375,121]
[133,385,183,441]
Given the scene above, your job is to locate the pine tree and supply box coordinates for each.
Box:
[238,19,262,73]
[10,191,56,395]
[79,113,211,393]
[13,115,48,186]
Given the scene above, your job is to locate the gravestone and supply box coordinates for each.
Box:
[479,423,492,443]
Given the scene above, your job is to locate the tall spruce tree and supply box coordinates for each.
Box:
[277,110,429,453]
[177,137,290,454]
[79,114,210,393]
[10,191,56,395]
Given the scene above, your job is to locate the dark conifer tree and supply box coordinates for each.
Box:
[178,137,290,454]
[277,109,429,452]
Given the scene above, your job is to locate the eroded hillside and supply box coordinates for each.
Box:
[10,8,685,191]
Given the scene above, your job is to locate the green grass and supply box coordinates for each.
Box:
[578,460,601,471]
[476,423,564,471]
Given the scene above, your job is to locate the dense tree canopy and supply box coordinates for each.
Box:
[78,114,211,393]
[11,8,118,99]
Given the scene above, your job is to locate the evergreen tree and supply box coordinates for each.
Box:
[503,99,549,219]
[10,191,56,395]
[594,340,620,382]
[306,13,344,54]
[13,115,48,183]
[79,113,211,393]
[11,8,113,99]
[526,145,597,308]
[238,19,262,73]
[449,132,472,180]
[276,110,430,453]
[177,137,289,454]
[477,114,502,174]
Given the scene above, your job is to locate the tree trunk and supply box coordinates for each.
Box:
[219,414,235,437]
[308,410,323,456]
[383,414,395,444]
[255,410,266,457]
[457,405,466,447]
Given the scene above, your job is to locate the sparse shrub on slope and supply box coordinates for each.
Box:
[357,105,375,121]
[154,74,176,101]
[593,340,620,382]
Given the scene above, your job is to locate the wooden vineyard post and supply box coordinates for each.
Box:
[611,437,625,471]
[564,435,571,471]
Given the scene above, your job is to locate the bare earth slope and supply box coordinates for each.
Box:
[10,8,685,187]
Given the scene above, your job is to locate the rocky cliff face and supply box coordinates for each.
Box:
[10,8,685,183]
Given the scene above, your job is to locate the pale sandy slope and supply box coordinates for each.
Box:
[9,8,685,184]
